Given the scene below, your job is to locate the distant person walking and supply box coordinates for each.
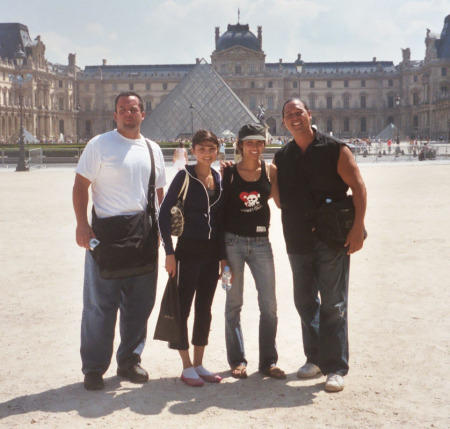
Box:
[173,142,188,170]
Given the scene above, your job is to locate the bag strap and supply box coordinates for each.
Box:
[177,170,189,203]
[145,139,156,217]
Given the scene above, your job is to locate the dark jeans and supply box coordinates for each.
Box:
[288,237,350,376]
[81,251,158,375]
[169,238,220,350]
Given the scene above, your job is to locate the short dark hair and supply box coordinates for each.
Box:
[114,91,144,112]
[281,98,310,117]
[192,129,220,149]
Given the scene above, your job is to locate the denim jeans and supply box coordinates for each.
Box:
[225,232,278,372]
[288,237,350,376]
[81,251,158,375]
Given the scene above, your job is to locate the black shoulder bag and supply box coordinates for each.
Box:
[90,140,158,279]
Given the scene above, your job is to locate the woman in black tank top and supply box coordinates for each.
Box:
[222,123,285,380]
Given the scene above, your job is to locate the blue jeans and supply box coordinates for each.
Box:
[225,232,278,372]
[81,251,158,375]
[288,237,350,376]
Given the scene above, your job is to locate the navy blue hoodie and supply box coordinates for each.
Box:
[159,165,225,258]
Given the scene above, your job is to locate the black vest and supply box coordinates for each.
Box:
[274,131,348,253]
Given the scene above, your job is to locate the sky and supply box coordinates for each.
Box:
[2,0,449,68]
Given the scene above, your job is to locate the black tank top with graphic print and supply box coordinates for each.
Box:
[223,160,271,237]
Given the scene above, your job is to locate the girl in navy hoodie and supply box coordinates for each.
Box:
[159,129,226,387]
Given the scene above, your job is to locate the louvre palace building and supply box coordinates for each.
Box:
[1,16,449,143]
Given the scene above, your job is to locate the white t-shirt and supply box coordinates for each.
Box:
[76,130,166,218]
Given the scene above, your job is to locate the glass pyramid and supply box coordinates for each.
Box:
[141,59,258,141]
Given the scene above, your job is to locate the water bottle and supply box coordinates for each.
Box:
[222,266,232,291]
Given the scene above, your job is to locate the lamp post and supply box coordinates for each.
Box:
[189,103,194,138]
[75,103,80,143]
[9,47,31,171]
[295,53,304,99]
[395,95,401,145]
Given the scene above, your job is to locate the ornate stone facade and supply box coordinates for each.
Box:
[1,17,449,142]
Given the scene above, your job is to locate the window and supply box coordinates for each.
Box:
[360,117,366,132]
[85,100,91,111]
[361,80,366,87]
[59,97,64,111]
[235,65,242,75]
[59,120,64,134]
[388,79,393,87]
[129,83,134,90]
[344,80,349,88]
[388,96,394,108]
[327,96,332,109]
[146,101,152,111]
[293,81,298,88]
[59,80,63,88]
[251,81,255,89]
[413,115,419,128]
[326,118,333,133]
[413,92,420,105]
[85,120,92,136]
[146,83,150,90]
[343,95,350,109]
[268,81,273,88]
[309,96,315,110]
[360,95,366,108]
[249,96,256,110]
[310,81,315,88]
[441,86,448,95]
[442,68,447,76]
[267,96,274,111]
[163,83,168,90]
[327,80,332,88]
[413,75,418,83]
[344,117,350,132]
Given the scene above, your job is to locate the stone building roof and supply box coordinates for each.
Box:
[0,22,32,60]
[436,14,450,58]
[216,23,261,52]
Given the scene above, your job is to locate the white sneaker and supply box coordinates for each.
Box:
[297,362,321,378]
[325,373,344,392]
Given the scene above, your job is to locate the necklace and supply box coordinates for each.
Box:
[195,168,214,189]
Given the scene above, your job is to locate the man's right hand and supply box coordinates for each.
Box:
[165,254,177,278]
[76,223,95,249]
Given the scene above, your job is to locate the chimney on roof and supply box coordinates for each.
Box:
[257,26,262,48]
[279,59,283,64]
[196,58,200,64]
[215,27,220,45]
[373,57,376,62]
[102,59,107,66]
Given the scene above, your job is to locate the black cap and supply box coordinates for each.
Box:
[238,123,266,142]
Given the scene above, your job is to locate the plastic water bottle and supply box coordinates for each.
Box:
[222,266,232,291]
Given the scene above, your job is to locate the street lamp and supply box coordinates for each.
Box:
[75,103,80,143]
[189,103,194,138]
[9,47,31,171]
[395,95,401,145]
[295,53,304,99]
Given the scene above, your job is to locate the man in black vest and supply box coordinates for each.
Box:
[273,98,367,392]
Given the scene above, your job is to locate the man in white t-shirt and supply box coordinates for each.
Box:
[73,92,167,390]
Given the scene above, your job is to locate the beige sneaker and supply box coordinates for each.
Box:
[325,373,344,392]
[297,362,321,378]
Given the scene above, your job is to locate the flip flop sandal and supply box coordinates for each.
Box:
[262,366,286,379]
[231,365,248,379]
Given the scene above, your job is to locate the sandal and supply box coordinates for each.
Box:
[231,365,248,379]
[262,366,286,380]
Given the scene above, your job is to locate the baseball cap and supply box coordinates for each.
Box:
[238,123,267,142]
